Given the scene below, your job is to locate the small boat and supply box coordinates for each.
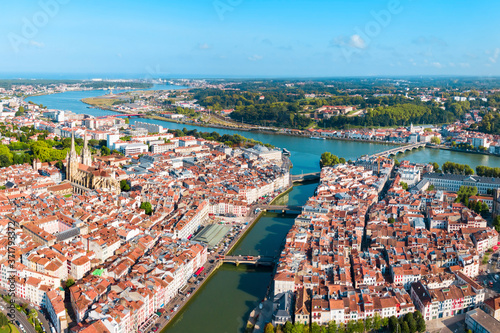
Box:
[282,148,290,155]
[309,136,325,140]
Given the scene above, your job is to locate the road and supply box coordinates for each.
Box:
[0,290,51,333]
[0,299,36,333]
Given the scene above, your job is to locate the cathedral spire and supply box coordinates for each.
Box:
[71,130,76,154]
[83,131,88,151]
[81,130,92,166]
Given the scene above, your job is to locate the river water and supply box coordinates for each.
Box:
[26,87,500,333]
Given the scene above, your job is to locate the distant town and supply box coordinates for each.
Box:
[0,78,500,333]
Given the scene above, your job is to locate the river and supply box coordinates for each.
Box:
[27,87,500,173]
[25,87,500,333]
[164,182,318,333]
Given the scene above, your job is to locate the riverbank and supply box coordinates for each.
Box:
[159,186,294,332]
[243,184,307,333]
[78,99,412,148]
[427,145,500,158]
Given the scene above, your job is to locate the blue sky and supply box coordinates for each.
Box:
[0,0,499,78]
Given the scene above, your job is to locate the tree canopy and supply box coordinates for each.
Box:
[320,152,345,168]
[140,202,153,215]
[441,162,474,175]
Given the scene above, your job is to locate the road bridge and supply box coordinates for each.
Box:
[256,204,303,213]
[369,142,427,158]
[96,114,142,119]
[221,255,275,267]
[291,172,321,182]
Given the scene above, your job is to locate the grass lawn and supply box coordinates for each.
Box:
[0,324,20,333]
[81,97,121,107]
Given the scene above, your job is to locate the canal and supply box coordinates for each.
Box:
[26,88,500,333]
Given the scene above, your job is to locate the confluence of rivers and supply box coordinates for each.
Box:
[26,86,500,333]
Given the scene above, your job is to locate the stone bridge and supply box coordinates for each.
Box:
[370,142,427,158]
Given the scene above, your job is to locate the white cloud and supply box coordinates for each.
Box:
[329,36,346,47]
[248,54,263,61]
[431,62,442,68]
[489,48,500,63]
[29,40,45,48]
[459,62,470,68]
[198,43,211,50]
[349,34,366,49]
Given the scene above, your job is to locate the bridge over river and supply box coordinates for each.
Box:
[221,255,275,267]
[369,142,427,158]
[290,142,427,183]
[255,204,303,213]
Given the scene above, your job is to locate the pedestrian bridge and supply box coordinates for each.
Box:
[256,204,303,213]
[221,255,275,267]
[370,142,427,158]
[291,172,321,182]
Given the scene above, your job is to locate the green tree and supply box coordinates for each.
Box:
[389,316,399,333]
[442,161,474,175]
[400,182,409,190]
[327,321,337,333]
[407,316,417,333]
[373,314,383,330]
[365,316,373,332]
[66,278,75,288]
[283,322,294,333]
[88,139,99,147]
[320,152,341,168]
[264,323,275,333]
[30,141,51,162]
[120,180,130,191]
[311,323,325,333]
[140,202,153,215]
[125,118,130,124]
[55,161,64,170]
[0,145,13,164]
[455,186,479,205]
[401,322,410,333]
[430,136,441,144]
[416,318,426,333]
[0,155,11,168]
[0,312,9,327]
[101,146,111,156]
[493,216,500,232]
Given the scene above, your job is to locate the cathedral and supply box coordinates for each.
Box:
[66,132,121,195]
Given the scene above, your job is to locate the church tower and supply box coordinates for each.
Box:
[66,131,79,182]
[81,131,92,166]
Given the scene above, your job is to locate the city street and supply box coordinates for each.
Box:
[0,291,51,333]
[0,298,36,333]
